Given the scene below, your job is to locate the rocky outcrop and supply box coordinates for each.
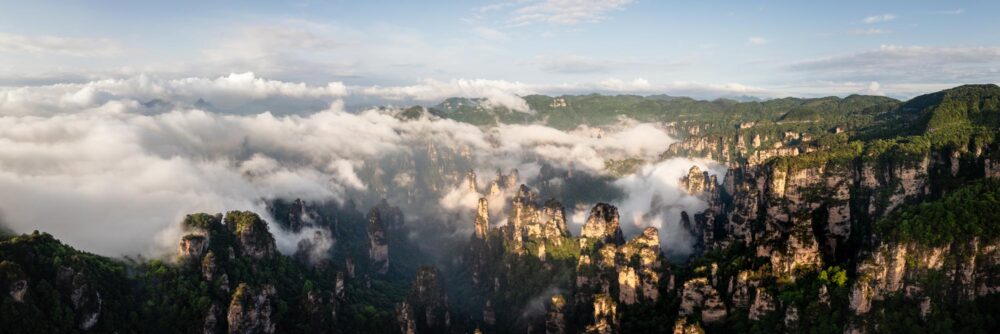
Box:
[396,267,450,334]
[474,197,490,239]
[849,237,1000,317]
[226,283,277,334]
[672,317,706,334]
[503,184,571,258]
[576,210,665,309]
[179,234,209,261]
[617,267,639,305]
[8,278,27,303]
[545,294,567,334]
[678,277,727,324]
[580,203,625,246]
[763,165,824,276]
[203,304,221,334]
[585,294,618,334]
[466,169,478,193]
[748,287,775,320]
[682,166,709,193]
[367,208,390,275]
[3,263,28,303]
[57,266,103,330]
[226,212,277,259]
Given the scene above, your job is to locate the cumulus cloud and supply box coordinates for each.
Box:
[0,32,122,57]
[862,13,896,24]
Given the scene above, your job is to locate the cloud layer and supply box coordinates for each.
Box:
[0,73,716,258]
[788,45,1000,83]
[0,32,122,57]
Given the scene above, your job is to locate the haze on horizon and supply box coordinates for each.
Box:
[0,0,997,103]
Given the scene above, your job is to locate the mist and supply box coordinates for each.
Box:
[0,73,723,259]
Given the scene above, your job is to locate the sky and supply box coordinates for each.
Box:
[0,0,994,256]
[0,0,998,102]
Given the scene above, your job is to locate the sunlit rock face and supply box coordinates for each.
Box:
[585,294,618,334]
[474,198,490,239]
[580,203,624,247]
[678,277,727,324]
[227,212,277,260]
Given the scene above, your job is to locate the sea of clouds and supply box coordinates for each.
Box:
[0,73,722,258]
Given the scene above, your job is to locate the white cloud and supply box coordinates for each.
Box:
[748,36,768,45]
[613,158,725,258]
[499,0,635,26]
[597,78,651,91]
[0,73,713,257]
[493,122,676,172]
[865,81,883,95]
[0,72,347,116]
[850,28,889,36]
[0,32,122,57]
[862,13,896,24]
[0,101,488,256]
[358,78,534,112]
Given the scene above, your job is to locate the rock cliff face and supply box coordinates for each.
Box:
[684,144,938,273]
[168,211,345,333]
[367,208,390,275]
[678,277,727,324]
[57,265,103,330]
[179,234,209,261]
[396,267,450,334]
[226,212,277,259]
[585,294,618,334]
[580,203,625,246]
[474,197,490,239]
[227,283,277,334]
[502,184,571,258]
[849,238,1000,317]
[545,294,568,334]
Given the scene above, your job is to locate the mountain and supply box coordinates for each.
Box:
[430,93,899,131]
[2,85,1000,333]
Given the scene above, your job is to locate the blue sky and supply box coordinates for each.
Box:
[0,0,998,99]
